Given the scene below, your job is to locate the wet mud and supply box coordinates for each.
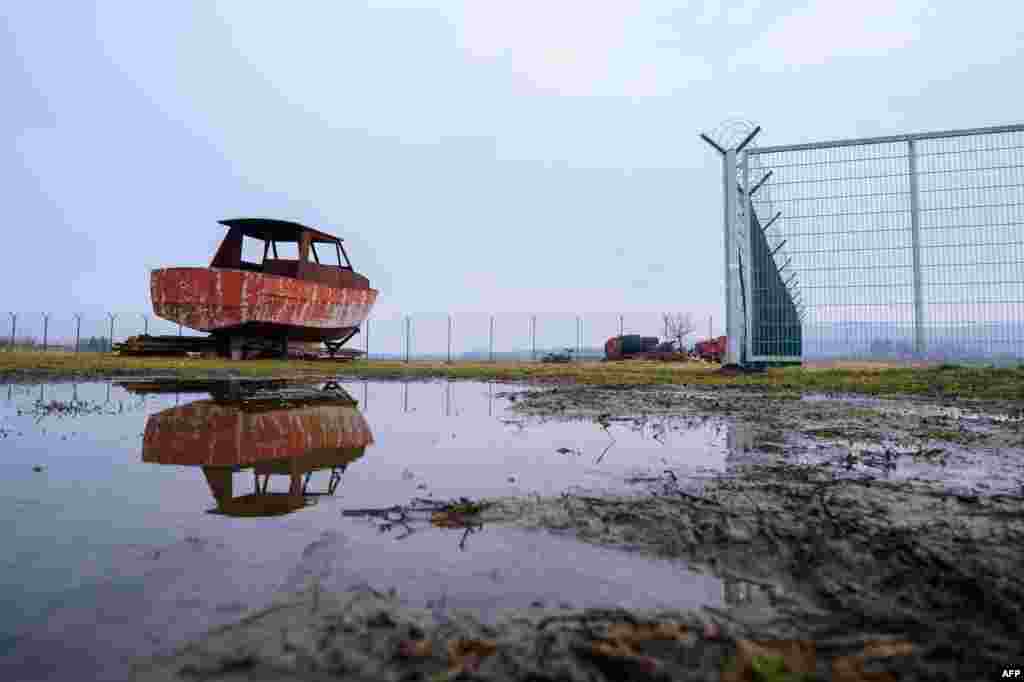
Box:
[132,585,927,682]
[488,385,1024,677]
[124,383,1024,679]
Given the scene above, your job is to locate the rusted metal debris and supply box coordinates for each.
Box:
[112,334,219,356]
[150,218,378,359]
[114,334,365,360]
[694,336,727,363]
[603,335,689,362]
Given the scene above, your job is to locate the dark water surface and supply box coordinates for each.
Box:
[0,380,731,681]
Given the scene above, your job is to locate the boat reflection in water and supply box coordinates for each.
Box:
[137,383,373,517]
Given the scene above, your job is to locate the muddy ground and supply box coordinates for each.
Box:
[131,383,1023,680]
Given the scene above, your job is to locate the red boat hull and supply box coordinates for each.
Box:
[150,267,377,342]
[142,400,374,469]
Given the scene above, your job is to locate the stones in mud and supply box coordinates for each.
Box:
[722,519,753,543]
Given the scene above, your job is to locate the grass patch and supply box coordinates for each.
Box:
[804,428,846,440]
[2,352,1023,400]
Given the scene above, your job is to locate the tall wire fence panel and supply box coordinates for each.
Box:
[743,123,1024,364]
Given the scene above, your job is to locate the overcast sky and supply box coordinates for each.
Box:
[4,1,1023,337]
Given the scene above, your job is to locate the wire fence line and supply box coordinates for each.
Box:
[3,308,1023,364]
[1,312,709,361]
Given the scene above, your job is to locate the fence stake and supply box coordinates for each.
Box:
[447,314,452,364]
[531,315,536,361]
[141,314,149,336]
[365,318,370,360]
[108,313,117,352]
[576,315,581,361]
[489,315,494,363]
[619,314,623,338]
[42,313,49,352]
[405,316,410,363]
[74,314,82,353]
[8,313,16,351]
[908,138,925,358]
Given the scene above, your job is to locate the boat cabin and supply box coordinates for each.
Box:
[209,218,370,290]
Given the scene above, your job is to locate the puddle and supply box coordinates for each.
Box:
[4,380,1020,680]
[0,379,734,682]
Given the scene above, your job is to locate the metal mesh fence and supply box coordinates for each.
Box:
[744,124,1024,363]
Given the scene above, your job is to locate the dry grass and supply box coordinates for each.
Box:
[801,359,940,370]
[1,351,1023,400]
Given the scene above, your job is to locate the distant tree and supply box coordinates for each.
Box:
[662,312,696,351]
[3,336,38,350]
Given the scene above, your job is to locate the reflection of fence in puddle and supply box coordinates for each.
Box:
[8,381,149,420]
[354,380,500,419]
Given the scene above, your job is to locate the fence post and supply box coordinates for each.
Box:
[8,313,16,351]
[42,313,50,352]
[619,314,623,338]
[365,318,370,360]
[531,315,536,361]
[576,315,581,361]
[742,148,754,364]
[141,314,149,337]
[489,315,494,363]
[724,149,740,365]
[74,314,82,353]
[447,314,452,364]
[108,313,117,352]
[908,139,925,358]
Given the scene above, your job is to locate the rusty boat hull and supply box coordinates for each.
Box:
[141,399,374,469]
[150,267,378,343]
[141,394,373,517]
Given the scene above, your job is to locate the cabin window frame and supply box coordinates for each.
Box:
[268,240,299,260]
[239,234,268,270]
[337,243,353,270]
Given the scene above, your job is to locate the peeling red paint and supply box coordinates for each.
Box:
[141,400,374,468]
[151,267,377,339]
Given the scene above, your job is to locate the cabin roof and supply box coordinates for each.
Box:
[218,218,343,243]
